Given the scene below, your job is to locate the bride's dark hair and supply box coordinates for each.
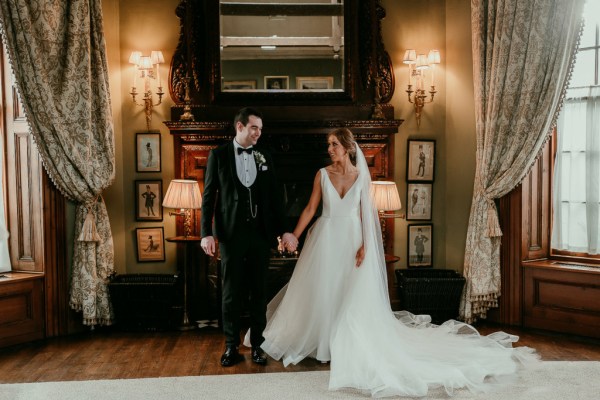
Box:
[328,128,357,165]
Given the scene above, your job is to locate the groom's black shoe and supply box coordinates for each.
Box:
[251,347,267,365]
[220,346,242,367]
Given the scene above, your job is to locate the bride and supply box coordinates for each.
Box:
[247,128,538,397]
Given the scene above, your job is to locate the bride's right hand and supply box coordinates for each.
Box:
[355,245,365,267]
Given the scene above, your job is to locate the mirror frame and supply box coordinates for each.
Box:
[168,0,394,108]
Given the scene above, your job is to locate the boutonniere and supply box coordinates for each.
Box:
[254,151,268,171]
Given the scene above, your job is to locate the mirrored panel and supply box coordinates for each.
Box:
[219,0,345,92]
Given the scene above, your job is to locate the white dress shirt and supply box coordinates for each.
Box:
[233,139,257,187]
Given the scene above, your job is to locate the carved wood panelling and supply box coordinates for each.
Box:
[2,46,69,346]
[12,86,26,121]
[521,143,550,260]
[6,131,44,271]
[0,276,44,348]
[523,263,600,338]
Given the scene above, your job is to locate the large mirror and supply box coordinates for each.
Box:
[219,1,345,92]
[169,0,394,108]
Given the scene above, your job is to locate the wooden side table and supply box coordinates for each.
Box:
[166,236,202,331]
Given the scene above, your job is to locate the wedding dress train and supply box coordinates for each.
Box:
[248,147,538,398]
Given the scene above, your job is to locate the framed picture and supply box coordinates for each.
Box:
[296,76,334,90]
[264,76,289,90]
[408,224,433,268]
[136,132,161,172]
[135,180,163,221]
[407,139,435,182]
[406,183,432,221]
[223,80,256,90]
[136,227,165,262]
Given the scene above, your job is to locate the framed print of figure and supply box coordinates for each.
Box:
[136,227,165,262]
[408,224,433,268]
[135,180,163,221]
[136,132,161,172]
[406,183,432,221]
[407,139,435,182]
[264,76,289,90]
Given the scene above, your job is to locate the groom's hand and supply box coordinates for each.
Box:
[201,236,216,256]
[281,232,298,252]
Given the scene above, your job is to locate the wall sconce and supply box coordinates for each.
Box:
[129,50,165,131]
[370,181,405,250]
[403,49,441,128]
[162,179,203,238]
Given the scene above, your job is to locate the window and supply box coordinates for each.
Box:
[552,1,600,259]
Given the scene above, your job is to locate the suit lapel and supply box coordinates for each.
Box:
[226,141,237,182]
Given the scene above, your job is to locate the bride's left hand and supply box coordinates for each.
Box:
[355,246,365,267]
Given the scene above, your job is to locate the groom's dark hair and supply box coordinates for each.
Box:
[234,107,263,127]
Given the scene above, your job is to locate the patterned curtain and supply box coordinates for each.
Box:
[0,1,115,326]
[461,0,584,323]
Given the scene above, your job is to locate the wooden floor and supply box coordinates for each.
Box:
[0,322,599,384]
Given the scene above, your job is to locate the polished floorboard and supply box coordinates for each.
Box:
[0,322,599,384]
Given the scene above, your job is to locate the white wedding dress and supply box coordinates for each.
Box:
[249,146,538,398]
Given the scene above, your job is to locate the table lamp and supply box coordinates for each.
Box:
[370,181,404,249]
[162,179,202,330]
[162,179,202,237]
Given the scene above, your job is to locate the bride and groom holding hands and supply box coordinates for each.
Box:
[200,107,537,397]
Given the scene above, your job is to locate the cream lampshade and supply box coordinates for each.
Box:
[163,179,202,237]
[370,181,404,251]
[370,181,402,215]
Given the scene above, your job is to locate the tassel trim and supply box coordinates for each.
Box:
[78,196,101,242]
[69,301,113,327]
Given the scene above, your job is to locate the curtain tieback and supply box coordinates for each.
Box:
[78,196,101,242]
[485,198,503,238]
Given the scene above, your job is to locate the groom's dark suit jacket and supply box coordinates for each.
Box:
[201,141,287,246]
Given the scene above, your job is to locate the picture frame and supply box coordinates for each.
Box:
[223,80,256,90]
[406,183,433,221]
[295,76,334,90]
[136,132,161,172]
[407,139,435,182]
[264,75,289,90]
[135,180,163,221]
[136,227,165,262]
[407,224,433,268]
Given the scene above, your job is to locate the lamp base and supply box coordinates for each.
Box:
[179,311,196,331]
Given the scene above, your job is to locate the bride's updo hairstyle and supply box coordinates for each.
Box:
[328,128,357,166]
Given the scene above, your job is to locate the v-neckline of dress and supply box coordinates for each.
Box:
[324,168,359,200]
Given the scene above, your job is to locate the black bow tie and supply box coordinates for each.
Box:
[237,147,253,155]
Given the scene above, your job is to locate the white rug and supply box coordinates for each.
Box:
[1,361,599,400]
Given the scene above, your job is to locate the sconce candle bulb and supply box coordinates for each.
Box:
[129,50,165,131]
[404,49,441,128]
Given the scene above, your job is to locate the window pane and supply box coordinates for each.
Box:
[579,1,600,48]
[569,50,595,87]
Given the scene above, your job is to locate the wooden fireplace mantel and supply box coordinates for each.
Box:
[165,116,402,320]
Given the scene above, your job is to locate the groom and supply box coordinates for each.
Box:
[200,107,297,367]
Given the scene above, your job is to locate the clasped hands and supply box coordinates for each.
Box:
[200,232,298,257]
[279,232,299,253]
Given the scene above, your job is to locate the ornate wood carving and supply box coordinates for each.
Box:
[358,0,394,102]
